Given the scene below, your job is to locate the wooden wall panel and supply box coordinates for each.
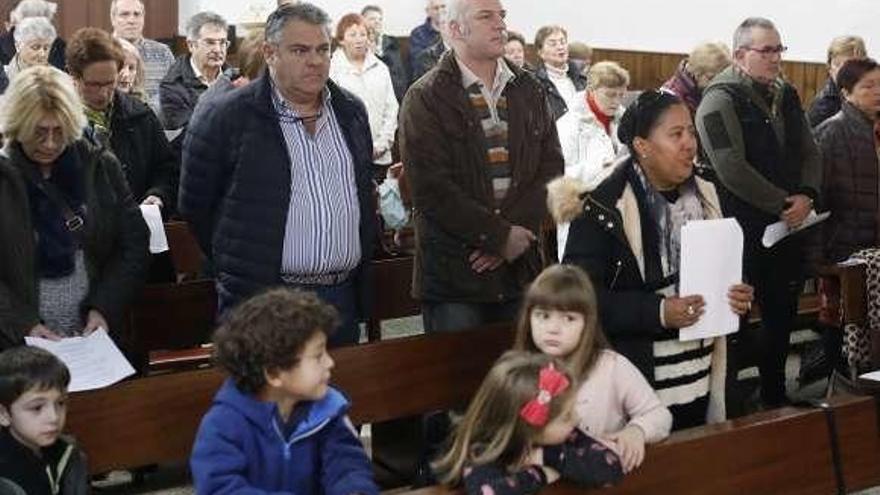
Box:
[0,0,178,42]
[526,45,829,106]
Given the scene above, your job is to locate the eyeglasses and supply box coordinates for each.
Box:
[596,88,627,101]
[197,38,229,49]
[744,45,787,57]
[81,80,117,90]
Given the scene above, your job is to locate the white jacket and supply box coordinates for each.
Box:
[330,50,399,165]
[555,91,628,259]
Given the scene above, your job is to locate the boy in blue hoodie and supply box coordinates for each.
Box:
[190,288,378,495]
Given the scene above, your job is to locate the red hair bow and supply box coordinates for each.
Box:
[519,363,571,427]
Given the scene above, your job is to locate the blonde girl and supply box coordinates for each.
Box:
[513,264,672,473]
[434,351,621,495]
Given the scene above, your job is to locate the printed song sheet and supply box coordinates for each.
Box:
[140,204,169,254]
[679,218,743,341]
[25,329,135,392]
[762,210,830,248]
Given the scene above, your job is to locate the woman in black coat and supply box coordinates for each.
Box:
[549,90,753,429]
[0,65,148,349]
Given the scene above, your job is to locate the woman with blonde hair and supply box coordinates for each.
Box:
[116,37,147,103]
[662,42,731,115]
[0,65,148,350]
[808,35,867,127]
[555,61,630,259]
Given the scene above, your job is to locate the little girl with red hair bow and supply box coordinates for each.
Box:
[433,351,622,495]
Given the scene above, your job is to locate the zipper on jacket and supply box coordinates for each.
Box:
[610,260,623,289]
[272,416,332,461]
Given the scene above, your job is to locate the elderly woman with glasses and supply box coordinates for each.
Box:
[3,16,55,83]
[555,61,631,258]
[550,90,754,430]
[68,28,177,213]
[0,65,148,351]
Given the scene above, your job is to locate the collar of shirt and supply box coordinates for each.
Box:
[544,62,570,79]
[731,64,785,118]
[190,57,219,86]
[332,49,382,75]
[270,77,332,129]
[456,55,515,99]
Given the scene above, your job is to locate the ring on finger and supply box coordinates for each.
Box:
[687,305,695,316]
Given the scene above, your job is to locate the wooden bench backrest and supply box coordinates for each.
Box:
[164,220,204,279]
[129,279,217,359]
[67,324,515,474]
[404,395,880,495]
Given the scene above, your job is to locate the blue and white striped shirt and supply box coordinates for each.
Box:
[272,84,362,277]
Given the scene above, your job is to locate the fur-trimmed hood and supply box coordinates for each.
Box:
[547,156,629,224]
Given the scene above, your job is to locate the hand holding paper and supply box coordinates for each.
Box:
[25,328,135,392]
[762,210,830,248]
[678,218,744,341]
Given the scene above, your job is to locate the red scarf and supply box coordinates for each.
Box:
[587,92,613,136]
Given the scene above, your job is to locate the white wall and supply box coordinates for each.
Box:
[176,0,880,63]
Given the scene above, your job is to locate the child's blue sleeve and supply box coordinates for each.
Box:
[543,429,623,488]
[319,415,379,495]
[190,411,292,495]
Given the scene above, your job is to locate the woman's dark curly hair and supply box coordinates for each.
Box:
[213,288,339,394]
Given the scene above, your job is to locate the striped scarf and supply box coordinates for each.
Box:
[466,83,511,205]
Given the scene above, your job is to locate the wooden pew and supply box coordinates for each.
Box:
[66,324,515,474]
[163,221,204,281]
[366,255,420,341]
[67,324,880,493]
[404,394,880,495]
[128,279,217,367]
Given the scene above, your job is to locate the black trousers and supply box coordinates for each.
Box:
[744,235,804,406]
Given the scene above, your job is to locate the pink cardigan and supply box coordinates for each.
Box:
[575,350,672,443]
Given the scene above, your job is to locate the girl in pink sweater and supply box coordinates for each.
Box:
[514,264,672,474]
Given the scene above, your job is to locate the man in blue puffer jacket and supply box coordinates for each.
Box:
[179,2,376,346]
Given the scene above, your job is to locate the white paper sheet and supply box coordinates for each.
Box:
[679,218,744,341]
[859,370,880,382]
[139,204,169,254]
[164,128,183,142]
[762,210,830,248]
[25,329,135,392]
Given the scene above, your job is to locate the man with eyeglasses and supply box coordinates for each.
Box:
[179,3,376,347]
[110,0,174,115]
[159,11,228,130]
[696,17,821,410]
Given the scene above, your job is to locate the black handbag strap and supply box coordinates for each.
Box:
[21,164,85,234]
